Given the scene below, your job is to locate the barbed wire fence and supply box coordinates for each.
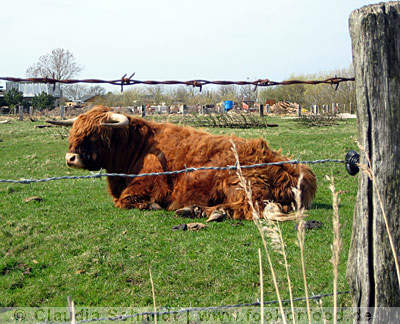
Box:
[0,158,346,185]
[56,291,350,324]
[0,75,355,92]
[0,74,352,183]
[0,74,356,120]
[0,75,356,322]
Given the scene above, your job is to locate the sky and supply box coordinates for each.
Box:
[1,0,379,92]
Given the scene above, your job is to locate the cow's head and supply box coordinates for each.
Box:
[48,106,129,171]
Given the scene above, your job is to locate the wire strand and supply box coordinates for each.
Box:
[0,159,345,184]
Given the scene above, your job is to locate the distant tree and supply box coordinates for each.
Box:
[258,65,355,109]
[26,48,83,100]
[32,92,56,111]
[216,85,239,102]
[63,84,87,101]
[26,48,82,80]
[88,85,107,97]
[169,86,189,104]
[146,86,165,105]
[4,88,24,109]
[120,88,144,106]
[63,84,107,101]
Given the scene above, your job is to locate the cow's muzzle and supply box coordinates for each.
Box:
[65,153,85,169]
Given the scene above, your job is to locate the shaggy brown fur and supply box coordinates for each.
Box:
[67,106,317,220]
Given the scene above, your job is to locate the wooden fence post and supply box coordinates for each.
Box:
[61,105,65,120]
[347,2,400,318]
[312,105,317,115]
[19,105,23,121]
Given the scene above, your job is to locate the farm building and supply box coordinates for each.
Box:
[81,94,105,107]
[5,81,62,106]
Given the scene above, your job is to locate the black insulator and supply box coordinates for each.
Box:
[345,150,360,176]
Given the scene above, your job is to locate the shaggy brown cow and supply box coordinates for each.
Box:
[50,105,317,221]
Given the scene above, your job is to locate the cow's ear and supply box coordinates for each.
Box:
[101,113,129,128]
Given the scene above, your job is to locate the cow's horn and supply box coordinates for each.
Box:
[101,113,129,128]
[46,117,78,126]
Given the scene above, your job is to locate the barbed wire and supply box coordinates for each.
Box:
[0,75,355,92]
[0,158,345,185]
[46,290,349,324]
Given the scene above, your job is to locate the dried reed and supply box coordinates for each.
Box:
[263,202,296,324]
[258,248,264,324]
[326,174,342,324]
[292,173,312,324]
[231,140,287,324]
[149,267,157,324]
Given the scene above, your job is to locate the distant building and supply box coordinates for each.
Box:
[0,85,5,107]
[81,94,103,105]
[5,81,62,106]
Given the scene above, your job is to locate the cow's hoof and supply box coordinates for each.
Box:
[206,209,227,222]
[295,220,324,231]
[172,223,188,231]
[176,205,205,218]
[149,202,162,210]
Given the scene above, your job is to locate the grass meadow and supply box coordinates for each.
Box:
[0,114,358,309]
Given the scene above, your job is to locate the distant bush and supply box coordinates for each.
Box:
[4,88,23,110]
[297,113,342,127]
[32,92,56,111]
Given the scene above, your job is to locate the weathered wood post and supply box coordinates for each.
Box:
[29,106,33,119]
[266,104,270,114]
[141,105,146,118]
[18,105,23,121]
[61,105,65,120]
[347,2,400,319]
[297,103,301,117]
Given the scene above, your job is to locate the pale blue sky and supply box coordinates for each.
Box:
[1,0,378,90]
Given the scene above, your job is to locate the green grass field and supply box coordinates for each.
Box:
[0,115,358,309]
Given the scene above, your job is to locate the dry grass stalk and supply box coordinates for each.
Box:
[357,142,400,288]
[264,203,309,222]
[258,248,264,324]
[292,173,312,324]
[67,296,76,324]
[263,202,296,324]
[317,298,328,324]
[326,174,342,324]
[230,140,287,324]
[149,267,157,324]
